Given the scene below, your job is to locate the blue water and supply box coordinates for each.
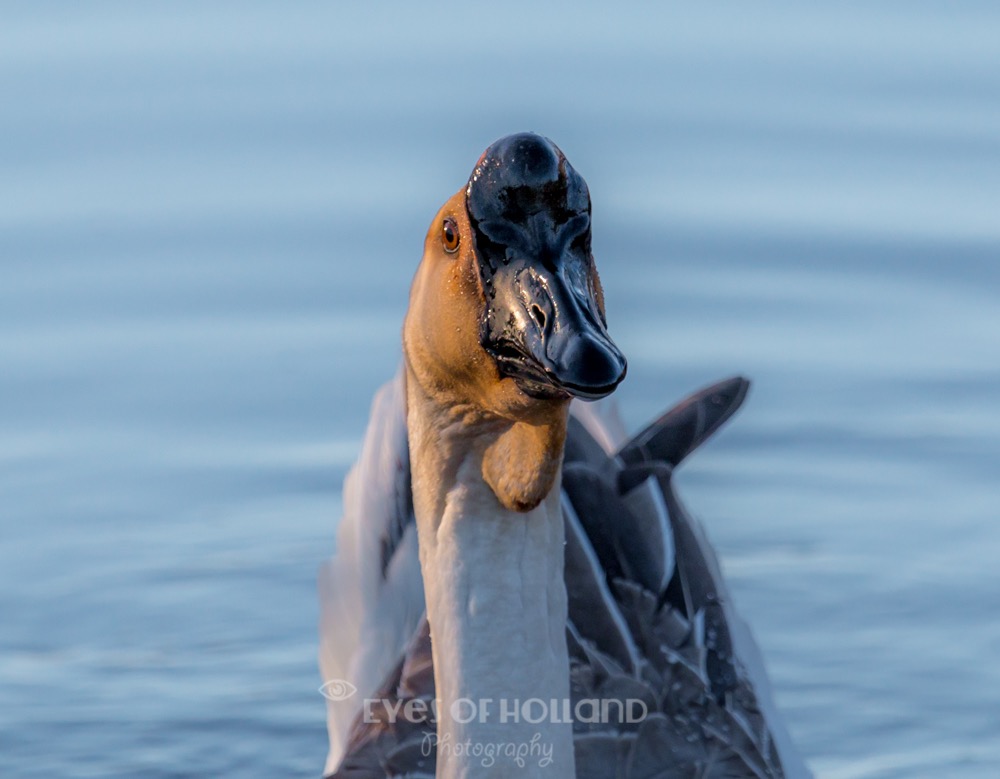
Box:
[2,3,999,777]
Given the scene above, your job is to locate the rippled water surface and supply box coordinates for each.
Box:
[3,3,999,777]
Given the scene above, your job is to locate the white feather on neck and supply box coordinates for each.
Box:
[406,379,575,779]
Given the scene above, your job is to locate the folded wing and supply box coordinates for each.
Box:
[321,375,811,778]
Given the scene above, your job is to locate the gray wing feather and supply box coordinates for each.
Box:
[564,493,643,674]
[332,619,437,778]
[617,377,750,468]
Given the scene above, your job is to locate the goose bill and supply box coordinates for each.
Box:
[465,132,627,401]
[481,256,627,401]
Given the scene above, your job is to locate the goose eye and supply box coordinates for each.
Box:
[442,218,460,253]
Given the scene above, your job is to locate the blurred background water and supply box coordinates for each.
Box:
[2,2,998,777]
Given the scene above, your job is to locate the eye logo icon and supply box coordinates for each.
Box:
[319,679,358,701]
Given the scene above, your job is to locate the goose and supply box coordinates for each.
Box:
[318,133,811,779]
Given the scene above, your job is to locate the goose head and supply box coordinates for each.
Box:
[404,133,627,509]
[405,133,627,413]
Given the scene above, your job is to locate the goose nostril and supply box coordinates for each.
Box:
[530,304,547,331]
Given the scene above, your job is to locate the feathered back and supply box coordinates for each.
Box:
[320,375,811,778]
